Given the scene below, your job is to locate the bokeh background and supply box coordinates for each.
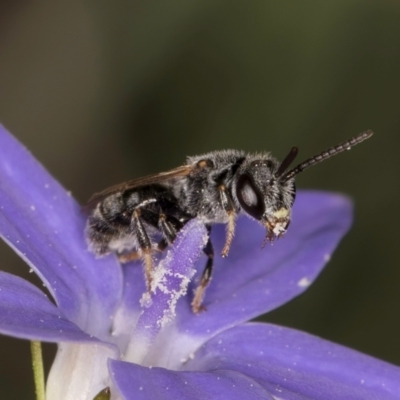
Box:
[0,1,400,398]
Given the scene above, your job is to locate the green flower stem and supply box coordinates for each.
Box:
[30,341,45,400]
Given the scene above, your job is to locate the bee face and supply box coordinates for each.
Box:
[235,157,295,240]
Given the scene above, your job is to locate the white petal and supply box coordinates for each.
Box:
[46,342,118,400]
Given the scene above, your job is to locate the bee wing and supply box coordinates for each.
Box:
[86,164,193,209]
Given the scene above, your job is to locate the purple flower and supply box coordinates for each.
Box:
[0,124,399,400]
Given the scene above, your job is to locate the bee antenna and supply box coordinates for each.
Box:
[280,130,374,183]
[275,146,299,177]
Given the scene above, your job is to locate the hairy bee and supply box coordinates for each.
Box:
[86,130,373,312]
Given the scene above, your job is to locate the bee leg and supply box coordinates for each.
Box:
[118,251,141,263]
[118,238,167,263]
[156,238,168,252]
[158,213,177,245]
[131,209,153,291]
[219,185,236,257]
[192,226,214,313]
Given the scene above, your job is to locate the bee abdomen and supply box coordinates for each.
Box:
[86,194,132,255]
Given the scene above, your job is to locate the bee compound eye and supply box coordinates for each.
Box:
[236,174,265,220]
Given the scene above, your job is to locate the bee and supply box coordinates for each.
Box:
[86,130,373,313]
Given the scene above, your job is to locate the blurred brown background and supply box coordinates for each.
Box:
[0,1,399,398]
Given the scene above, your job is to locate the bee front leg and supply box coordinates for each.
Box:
[219,185,236,257]
[192,226,214,313]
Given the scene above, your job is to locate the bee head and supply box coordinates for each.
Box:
[235,154,296,242]
[235,129,373,244]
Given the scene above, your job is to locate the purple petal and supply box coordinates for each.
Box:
[176,191,352,337]
[136,219,207,331]
[109,359,275,400]
[0,271,98,343]
[117,219,207,318]
[0,125,122,337]
[119,219,207,364]
[187,323,400,400]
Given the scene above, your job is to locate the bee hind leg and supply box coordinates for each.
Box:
[130,209,154,291]
[119,213,179,288]
[118,251,141,263]
[158,213,178,244]
[118,238,168,263]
